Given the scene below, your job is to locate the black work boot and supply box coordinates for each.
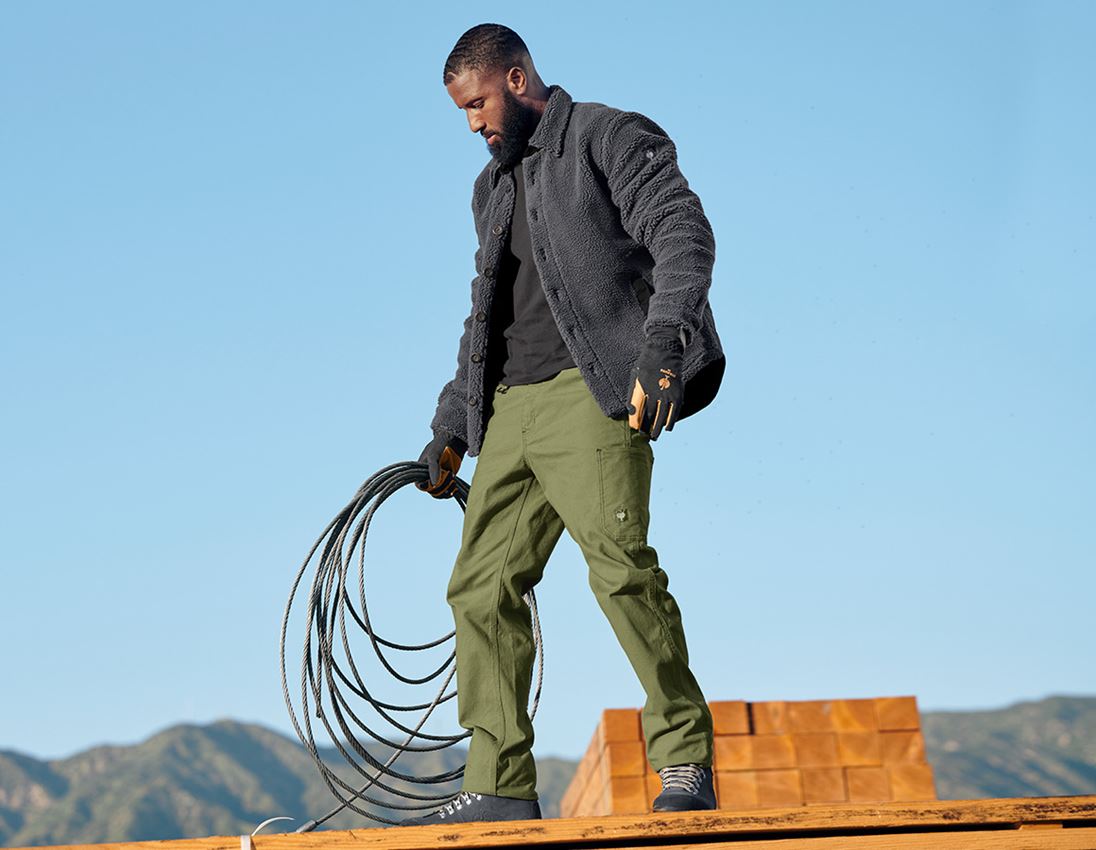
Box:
[651,764,717,812]
[399,790,542,825]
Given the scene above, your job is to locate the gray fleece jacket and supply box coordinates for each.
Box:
[430,84,725,456]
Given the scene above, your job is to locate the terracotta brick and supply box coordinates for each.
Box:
[788,700,836,732]
[756,768,803,807]
[832,698,877,731]
[609,774,648,814]
[881,730,927,764]
[715,770,759,810]
[599,708,642,746]
[713,734,752,771]
[836,731,882,766]
[801,767,847,804]
[710,700,750,735]
[846,766,892,802]
[889,763,937,801]
[793,732,841,767]
[605,740,646,776]
[752,734,796,769]
[750,701,789,734]
[875,696,921,731]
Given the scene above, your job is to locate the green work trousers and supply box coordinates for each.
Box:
[446,366,713,800]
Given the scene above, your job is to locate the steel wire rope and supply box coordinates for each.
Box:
[280,460,545,829]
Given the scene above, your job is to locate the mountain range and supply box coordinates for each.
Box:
[1,694,1093,847]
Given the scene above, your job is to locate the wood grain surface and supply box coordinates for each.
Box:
[25,795,1096,850]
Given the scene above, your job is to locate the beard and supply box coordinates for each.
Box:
[487,88,542,169]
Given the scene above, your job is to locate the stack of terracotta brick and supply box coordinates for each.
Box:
[559,696,936,817]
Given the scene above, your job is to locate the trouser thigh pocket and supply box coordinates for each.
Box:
[596,444,653,541]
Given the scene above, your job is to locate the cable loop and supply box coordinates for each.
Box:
[280,461,545,828]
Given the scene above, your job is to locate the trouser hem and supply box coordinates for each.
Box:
[460,781,539,801]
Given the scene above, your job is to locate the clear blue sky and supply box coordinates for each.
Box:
[1,1,1093,763]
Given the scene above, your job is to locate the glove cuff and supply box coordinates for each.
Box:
[433,431,468,457]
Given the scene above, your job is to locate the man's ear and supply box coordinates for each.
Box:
[506,66,527,95]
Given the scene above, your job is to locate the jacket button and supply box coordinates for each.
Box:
[467,395,478,406]
[484,266,495,278]
[645,149,654,159]
[475,311,486,322]
[471,352,482,363]
[492,224,504,235]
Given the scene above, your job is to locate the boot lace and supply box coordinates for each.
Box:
[437,791,482,819]
[658,764,704,795]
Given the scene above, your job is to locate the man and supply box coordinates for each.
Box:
[408,23,725,824]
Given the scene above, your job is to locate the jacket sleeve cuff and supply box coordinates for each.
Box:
[645,322,690,349]
[433,430,468,456]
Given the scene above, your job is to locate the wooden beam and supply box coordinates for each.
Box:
[653,829,1096,849]
[25,797,1096,850]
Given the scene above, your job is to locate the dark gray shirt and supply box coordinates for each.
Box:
[490,158,576,386]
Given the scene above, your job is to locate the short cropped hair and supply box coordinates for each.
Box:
[443,23,530,85]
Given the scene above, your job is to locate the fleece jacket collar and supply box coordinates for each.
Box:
[489,84,574,188]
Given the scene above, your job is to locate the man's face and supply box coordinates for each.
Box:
[446,67,541,168]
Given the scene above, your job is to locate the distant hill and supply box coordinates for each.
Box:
[924,694,1096,799]
[1,695,1094,847]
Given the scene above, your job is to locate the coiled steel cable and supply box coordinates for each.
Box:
[280,460,545,829]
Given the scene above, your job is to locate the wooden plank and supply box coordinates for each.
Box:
[715,770,759,810]
[874,697,920,731]
[559,777,583,820]
[605,740,646,777]
[832,699,877,731]
[644,771,661,809]
[879,731,926,764]
[609,775,648,815]
[710,700,751,735]
[752,734,797,769]
[30,841,241,850]
[836,732,882,767]
[576,731,600,785]
[800,768,846,805]
[751,701,789,734]
[887,764,936,802]
[788,701,836,733]
[598,708,642,747]
[562,730,601,817]
[596,779,611,817]
[846,766,892,803]
[651,828,1096,849]
[756,769,804,808]
[713,734,752,771]
[792,733,840,768]
[31,796,1096,850]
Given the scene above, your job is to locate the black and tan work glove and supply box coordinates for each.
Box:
[416,433,467,499]
[627,328,686,440]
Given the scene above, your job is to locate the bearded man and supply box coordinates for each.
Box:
[407,23,725,824]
